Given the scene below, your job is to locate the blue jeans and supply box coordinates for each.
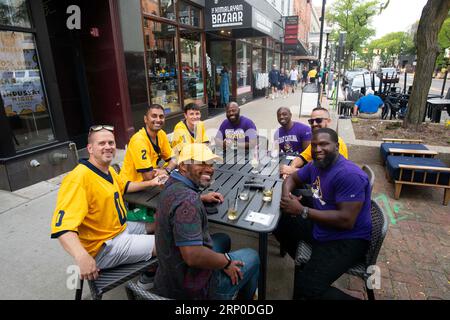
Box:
[211,233,231,254]
[213,248,260,300]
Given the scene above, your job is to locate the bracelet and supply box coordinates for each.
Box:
[223,253,232,269]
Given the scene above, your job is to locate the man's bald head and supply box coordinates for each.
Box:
[226,102,240,124]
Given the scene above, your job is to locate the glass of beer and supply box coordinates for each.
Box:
[262,188,273,202]
[227,207,238,220]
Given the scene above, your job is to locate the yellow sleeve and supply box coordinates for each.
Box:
[160,132,174,161]
[199,122,209,143]
[111,169,129,195]
[51,179,88,237]
[171,125,186,154]
[339,137,349,159]
[300,144,313,162]
[128,136,153,171]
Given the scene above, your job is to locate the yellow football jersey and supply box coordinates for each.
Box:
[300,136,349,162]
[120,128,174,182]
[51,160,129,257]
[171,120,209,154]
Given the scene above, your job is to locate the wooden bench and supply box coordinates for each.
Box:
[388,148,438,158]
[385,156,450,206]
[382,138,423,144]
[394,164,450,206]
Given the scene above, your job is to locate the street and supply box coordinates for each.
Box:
[400,73,450,96]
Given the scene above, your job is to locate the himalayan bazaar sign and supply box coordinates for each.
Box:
[205,0,252,30]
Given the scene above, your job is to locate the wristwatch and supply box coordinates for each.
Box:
[223,253,232,269]
[301,207,309,219]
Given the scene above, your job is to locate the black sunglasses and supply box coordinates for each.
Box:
[89,125,114,133]
[307,118,328,125]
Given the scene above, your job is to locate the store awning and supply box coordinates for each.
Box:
[284,40,309,56]
[291,55,318,61]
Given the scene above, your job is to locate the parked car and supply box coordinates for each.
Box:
[378,67,397,78]
[343,68,369,85]
[344,73,380,101]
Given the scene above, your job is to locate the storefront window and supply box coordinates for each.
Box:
[250,38,263,47]
[275,52,281,70]
[209,41,232,98]
[252,47,263,73]
[180,30,204,106]
[0,31,55,151]
[0,0,31,28]
[236,41,251,95]
[141,0,176,21]
[143,19,180,114]
[178,1,201,28]
[266,49,274,72]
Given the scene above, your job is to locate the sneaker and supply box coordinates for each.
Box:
[253,288,259,300]
[137,272,155,290]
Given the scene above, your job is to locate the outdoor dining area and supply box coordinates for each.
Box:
[69,136,398,301]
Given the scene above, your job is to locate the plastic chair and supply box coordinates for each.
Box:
[294,200,389,300]
[125,281,171,300]
[75,258,158,300]
[362,164,375,194]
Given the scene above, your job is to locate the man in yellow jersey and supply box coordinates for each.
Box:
[171,103,209,157]
[121,104,177,183]
[280,107,348,178]
[51,125,163,281]
[119,104,177,241]
[308,66,318,83]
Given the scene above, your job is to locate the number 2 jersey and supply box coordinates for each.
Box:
[51,159,130,257]
[120,128,174,183]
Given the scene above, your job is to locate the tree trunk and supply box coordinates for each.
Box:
[404,0,450,129]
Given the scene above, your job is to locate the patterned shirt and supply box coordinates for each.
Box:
[153,171,216,299]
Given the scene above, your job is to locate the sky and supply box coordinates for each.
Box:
[312,0,428,39]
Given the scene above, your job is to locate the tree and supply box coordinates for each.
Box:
[326,0,383,70]
[404,0,450,128]
[366,32,415,67]
[436,15,450,69]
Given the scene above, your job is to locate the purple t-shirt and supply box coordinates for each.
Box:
[297,156,372,242]
[274,122,311,154]
[216,116,257,143]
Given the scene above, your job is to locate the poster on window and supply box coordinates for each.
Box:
[1,81,46,117]
[0,32,27,71]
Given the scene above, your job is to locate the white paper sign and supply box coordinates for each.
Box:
[244,211,274,226]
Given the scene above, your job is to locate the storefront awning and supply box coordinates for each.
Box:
[291,55,318,61]
[284,40,309,56]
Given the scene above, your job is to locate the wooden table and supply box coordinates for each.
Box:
[124,151,294,300]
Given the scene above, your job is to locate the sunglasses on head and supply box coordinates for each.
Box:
[89,125,114,133]
[307,118,328,125]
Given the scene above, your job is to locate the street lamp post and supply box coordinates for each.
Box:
[321,30,331,101]
[317,0,326,107]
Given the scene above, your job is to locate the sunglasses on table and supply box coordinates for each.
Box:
[89,125,114,133]
[307,118,329,125]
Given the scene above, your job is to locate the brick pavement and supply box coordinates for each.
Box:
[338,163,450,300]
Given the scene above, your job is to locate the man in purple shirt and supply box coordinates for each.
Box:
[274,128,372,300]
[214,102,258,151]
[274,107,311,154]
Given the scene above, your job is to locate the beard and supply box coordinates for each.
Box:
[313,153,337,169]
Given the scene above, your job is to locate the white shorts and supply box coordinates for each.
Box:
[95,221,155,270]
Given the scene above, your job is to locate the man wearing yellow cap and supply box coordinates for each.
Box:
[153,144,260,299]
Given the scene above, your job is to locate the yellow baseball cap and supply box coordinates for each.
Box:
[178,143,222,164]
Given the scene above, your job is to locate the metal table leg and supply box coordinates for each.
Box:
[258,232,268,300]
